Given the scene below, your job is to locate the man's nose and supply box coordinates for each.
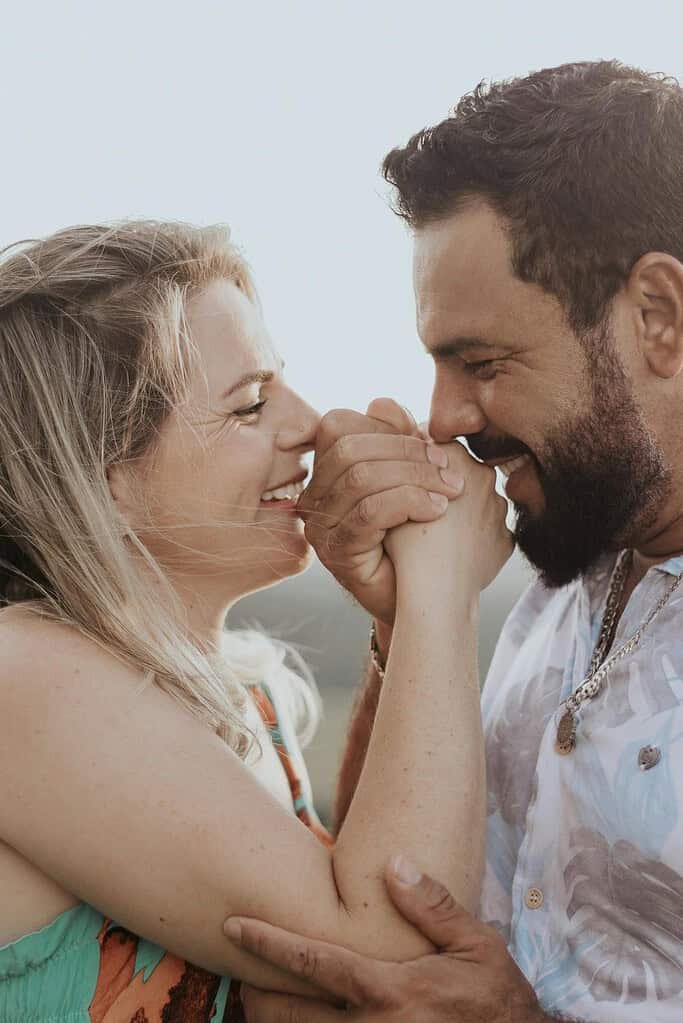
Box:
[428,382,487,443]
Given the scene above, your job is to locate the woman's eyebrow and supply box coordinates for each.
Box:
[221,370,274,399]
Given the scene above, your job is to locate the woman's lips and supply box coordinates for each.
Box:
[258,497,300,512]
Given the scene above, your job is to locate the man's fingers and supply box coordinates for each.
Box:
[301,433,449,511]
[241,986,344,1023]
[314,408,399,461]
[300,459,464,530]
[308,484,453,560]
[227,918,383,1006]
[366,397,420,436]
[385,858,478,952]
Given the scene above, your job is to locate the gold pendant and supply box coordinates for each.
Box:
[556,708,576,755]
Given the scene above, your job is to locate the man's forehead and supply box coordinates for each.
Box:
[413,203,515,343]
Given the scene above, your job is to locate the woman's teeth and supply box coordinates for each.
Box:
[495,453,532,478]
[261,480,306,502]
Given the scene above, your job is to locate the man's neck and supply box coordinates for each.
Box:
[616,493,683,619]
[613,546,681,633]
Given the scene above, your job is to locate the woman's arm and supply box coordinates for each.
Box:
[0,453,509,988]
[333,620,390,831]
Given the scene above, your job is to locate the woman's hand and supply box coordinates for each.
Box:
[384,441,513,595]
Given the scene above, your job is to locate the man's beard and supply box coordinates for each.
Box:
[473,327,671,588]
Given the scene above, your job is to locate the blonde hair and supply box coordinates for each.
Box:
[0,219,319,755]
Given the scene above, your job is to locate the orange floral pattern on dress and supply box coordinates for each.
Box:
[87,686,332,1022]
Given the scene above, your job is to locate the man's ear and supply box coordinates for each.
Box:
[627,252,683,379]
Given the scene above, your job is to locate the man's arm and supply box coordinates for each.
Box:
[333,619,391,831]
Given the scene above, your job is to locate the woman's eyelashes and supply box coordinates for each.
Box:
[232,399,267,421]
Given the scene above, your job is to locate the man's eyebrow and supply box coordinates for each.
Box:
[423,336,501,359]
[221,358,285,399]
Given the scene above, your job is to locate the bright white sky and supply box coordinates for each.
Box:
[1,0,681,423]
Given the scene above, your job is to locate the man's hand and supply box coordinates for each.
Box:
[225,859,550,1023]
[298,398,465,625]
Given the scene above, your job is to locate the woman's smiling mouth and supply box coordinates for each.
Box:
[260,475,308,508]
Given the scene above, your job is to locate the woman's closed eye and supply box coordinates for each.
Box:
[233,400,267,421]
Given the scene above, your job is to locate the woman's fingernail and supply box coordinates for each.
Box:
[429,491,449,511]
[392,854,422,885]
[440,469,465,492]
[224,919,242,943]
[426,445,449,468]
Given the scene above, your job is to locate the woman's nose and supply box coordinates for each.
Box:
[278,394,321,450]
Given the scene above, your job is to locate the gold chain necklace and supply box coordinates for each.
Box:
[555,549,683,755]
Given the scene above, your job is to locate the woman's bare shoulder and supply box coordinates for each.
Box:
[0,603,141,693]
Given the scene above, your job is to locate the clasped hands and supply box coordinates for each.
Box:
[294,397,490,629]
[220,400,538,1022]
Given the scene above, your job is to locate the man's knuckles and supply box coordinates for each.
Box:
[316,409,395,455]
[356,493,379,526]
[345,460,371,492]
[239,923,272,960]
[414,875,466,924]
[366,397,416,432]
[315,410,362,450]
[290,944,324,982]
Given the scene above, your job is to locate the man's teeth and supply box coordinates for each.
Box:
[495,453,532,478]
[261,480,306,502]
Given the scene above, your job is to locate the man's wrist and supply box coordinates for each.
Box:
[373,618,392,665]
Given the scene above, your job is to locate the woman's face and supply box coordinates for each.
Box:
[134,278,320,603]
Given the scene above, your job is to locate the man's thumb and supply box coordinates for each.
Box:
[386,856,475,951]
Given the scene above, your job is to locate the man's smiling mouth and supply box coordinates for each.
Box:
[491,453,533,478]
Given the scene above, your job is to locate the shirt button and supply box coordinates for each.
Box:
[638,745,661,771]
[525,887,544,910]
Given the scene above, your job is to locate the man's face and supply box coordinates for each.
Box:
[414,201,670,587]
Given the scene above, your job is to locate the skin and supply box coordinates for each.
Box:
[415,203,679,590]
[0,276,509,991]
[231,862,553,1023]
[109,278,321,655]
[226,199,683,1021]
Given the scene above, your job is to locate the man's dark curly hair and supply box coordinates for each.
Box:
[382,60,683,333]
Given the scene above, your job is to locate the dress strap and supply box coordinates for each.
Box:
[251,684,333,848]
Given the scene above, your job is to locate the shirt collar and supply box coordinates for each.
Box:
[654,552,683,577]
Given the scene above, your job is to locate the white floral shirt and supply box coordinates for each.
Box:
[480,551,683,1022]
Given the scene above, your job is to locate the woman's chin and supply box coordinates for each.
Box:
[236,539,315,597]
[273,539,315,580]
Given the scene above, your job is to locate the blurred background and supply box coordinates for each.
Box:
[1,0,680,820]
